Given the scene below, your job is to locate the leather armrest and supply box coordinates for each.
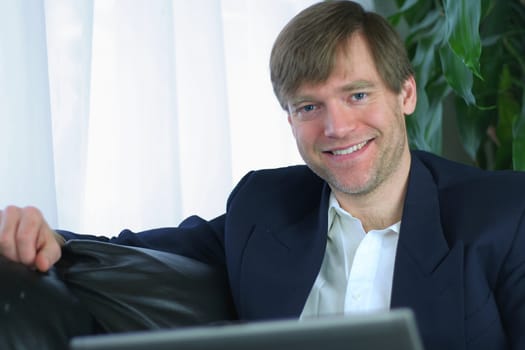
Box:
[57,240,237,333]
[0,257,96,350]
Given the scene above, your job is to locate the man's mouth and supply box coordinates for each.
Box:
[330,140,369,155]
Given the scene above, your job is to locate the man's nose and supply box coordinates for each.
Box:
[324,103,356,138]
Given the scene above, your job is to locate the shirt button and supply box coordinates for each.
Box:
[352,292,361,300]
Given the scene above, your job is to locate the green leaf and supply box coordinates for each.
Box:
[405,10,441,44]
[443,0,482,78]
[397,0,418,12]
[513,123,525,170]
[410,15,448,90]
[425,76,453,153]
[503,37,525,77]
[395,0,434,28]
[388,0,419,24]
[496,64,520,169]
[406,116,428,151]
[406,86,430,151]
[512,91,525,170]
[454,98,486,161]
[438,45,476,105]
[424,102,443,152]
[407,85,442,153]
[480,0,497,20]
[412,40,437,89]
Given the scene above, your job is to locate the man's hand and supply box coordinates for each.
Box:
[0,206,62,272]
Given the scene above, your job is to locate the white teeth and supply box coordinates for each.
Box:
[331,141,368,155]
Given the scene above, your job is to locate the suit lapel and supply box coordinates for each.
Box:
[391,154,465,349]
[238,184,331,320]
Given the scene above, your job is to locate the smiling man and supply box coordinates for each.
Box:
[1,1,525,350]
[282,34,415,232]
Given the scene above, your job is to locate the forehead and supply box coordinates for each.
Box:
[292,33,382,98]
[334,34,377,79]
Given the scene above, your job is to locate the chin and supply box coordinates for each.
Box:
[333,182,375,196]
[323,173,377,196]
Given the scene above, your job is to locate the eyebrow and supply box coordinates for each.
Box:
[340,80,376,92]
[288,97,315,107]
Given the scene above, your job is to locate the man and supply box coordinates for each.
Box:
[0,1,524,349]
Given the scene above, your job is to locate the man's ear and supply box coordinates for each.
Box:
[401,75,417,115]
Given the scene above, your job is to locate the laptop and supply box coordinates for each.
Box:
[70,308,424,350]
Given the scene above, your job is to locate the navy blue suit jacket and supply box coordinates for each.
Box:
[62,151,525,350]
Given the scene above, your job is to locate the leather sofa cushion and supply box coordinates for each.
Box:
[0,257,96,350]
[57,239,237,333]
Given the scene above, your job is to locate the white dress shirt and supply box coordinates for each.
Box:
[300,193,400,318]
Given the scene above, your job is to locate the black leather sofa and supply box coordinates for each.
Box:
[0,240,236,350]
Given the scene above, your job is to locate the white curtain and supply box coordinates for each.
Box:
[0,0,372,235]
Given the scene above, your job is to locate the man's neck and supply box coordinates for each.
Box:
[333,156,411,233]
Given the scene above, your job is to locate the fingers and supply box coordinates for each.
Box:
[0,206,22,262]
[35,231,62,272]
[17,206,44,265]
[0,205,60,271]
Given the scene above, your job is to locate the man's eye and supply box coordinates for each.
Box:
[352,92,367,101]
[301,104,316,112]
[291,103,321,121]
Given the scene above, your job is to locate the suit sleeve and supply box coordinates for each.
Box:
[57,214,227,266]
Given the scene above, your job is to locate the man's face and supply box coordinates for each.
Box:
[287,33,416,200]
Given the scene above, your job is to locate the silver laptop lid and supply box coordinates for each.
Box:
[71,308,424,350]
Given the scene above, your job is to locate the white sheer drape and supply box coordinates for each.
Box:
[0,0,372,235]
[0,1,58,226]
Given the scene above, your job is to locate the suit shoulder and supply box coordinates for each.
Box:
[226,165,325,222]
[413,150,525,198]
[230,165,323,199]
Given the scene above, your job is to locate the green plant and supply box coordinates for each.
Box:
[389,0,525,170]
